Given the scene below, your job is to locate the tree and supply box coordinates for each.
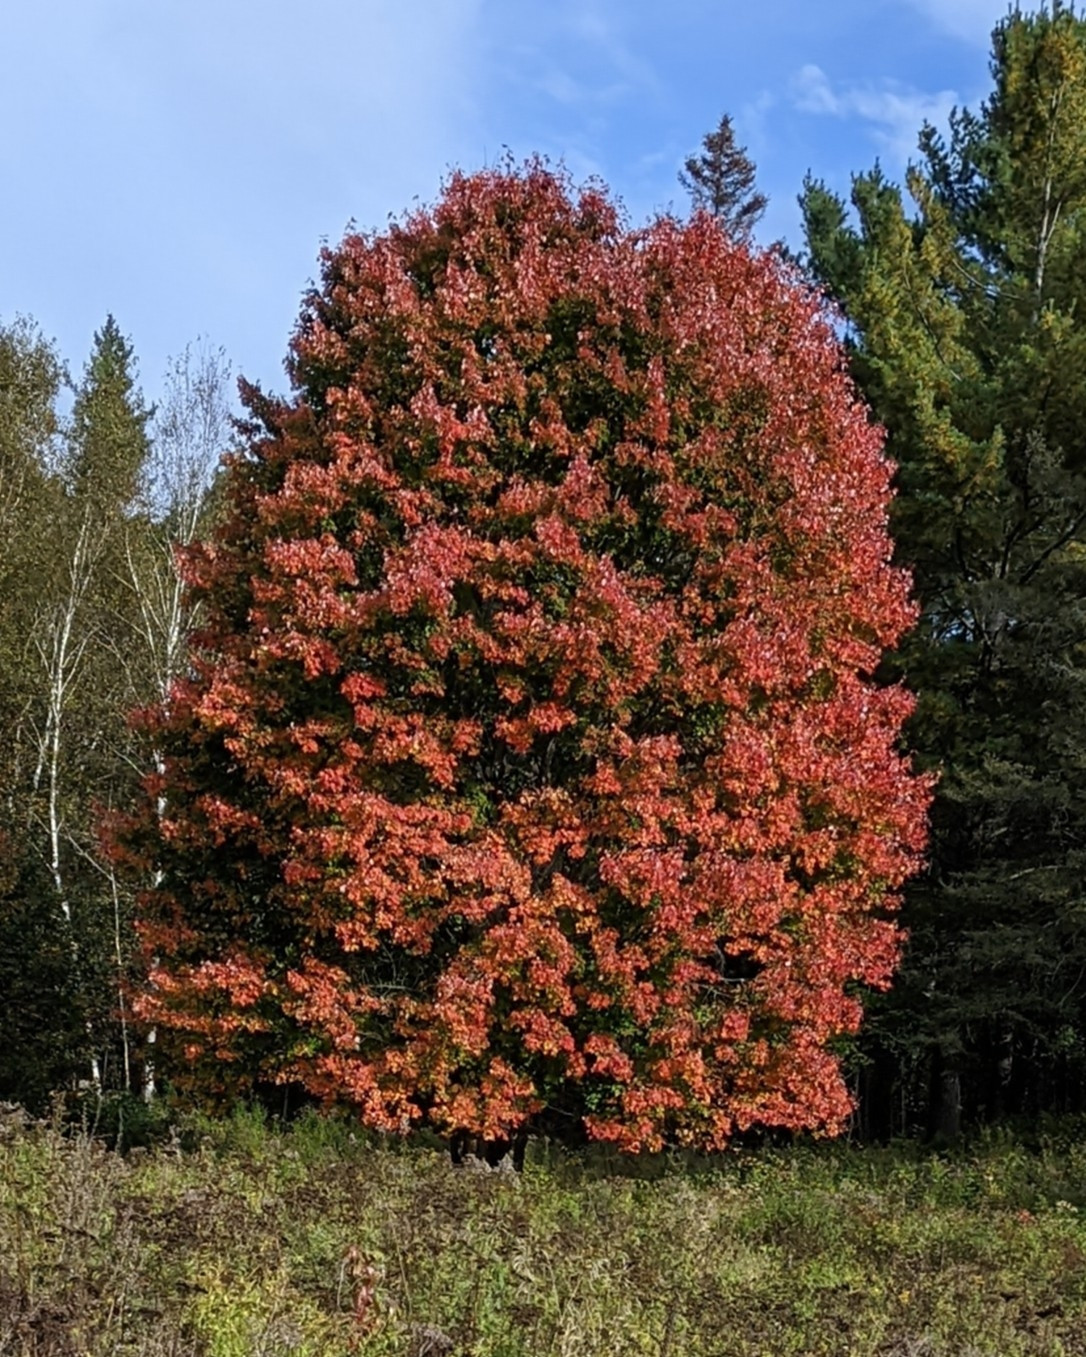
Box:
[124,338,232,733]
[801,3,1086,1137]
[68,315,152,513]
[114,162,928,1153]
[122,338,234,1098]
[0,317,63,815]
[24,316,153,1095]
[0,318,229,1110]
[679,114,767,240]
[0,317,90,1109]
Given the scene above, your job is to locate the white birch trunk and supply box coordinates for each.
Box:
[123,340,232,1103]
[32,514,101,1090]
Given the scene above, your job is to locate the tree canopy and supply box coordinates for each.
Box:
[114,162,928,1152]
[801,1,1086,1136]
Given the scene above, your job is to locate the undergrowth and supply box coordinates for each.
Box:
[2,1101,1086,1355]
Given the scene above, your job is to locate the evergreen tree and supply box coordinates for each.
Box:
[68,315,152,515]
[0,317,227,1108]
[679,113,767,240]
[18,317,155,1100]
[801,2,1086,1137]
[62,318,155,1093]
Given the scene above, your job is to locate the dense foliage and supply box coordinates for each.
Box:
[0,317,153,1103]
[10,1,1086,1153]
[802,3,1086,1136]
[0,318,230,1109]
[113,163,928,1152]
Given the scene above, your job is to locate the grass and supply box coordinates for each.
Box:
[3,1102,1086,1355]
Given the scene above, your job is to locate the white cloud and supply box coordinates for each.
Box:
[567,4,661,97]
[792,64,958,164]
[793,65,841,116]
[899,0,1008,45]
[534,67,634,109]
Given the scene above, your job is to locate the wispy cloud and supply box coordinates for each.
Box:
[792,64,957,164]
[533,67,633,109]
[567,5,661,97]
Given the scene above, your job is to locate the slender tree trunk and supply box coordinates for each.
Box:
[121,339,232,1105]
[34,517,101,1091]
[110,867,131,1093]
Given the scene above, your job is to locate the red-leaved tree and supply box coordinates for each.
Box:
[112,163,930,1152]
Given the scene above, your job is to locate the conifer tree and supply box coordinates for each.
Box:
[68,315,152,514]
[801,2,1086,1136]
[679,114,767,240]
[0,317,227,1108]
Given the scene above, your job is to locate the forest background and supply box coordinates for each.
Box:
[4,2,1086,1149]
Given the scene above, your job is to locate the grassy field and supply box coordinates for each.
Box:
[3,1104,1086,1356]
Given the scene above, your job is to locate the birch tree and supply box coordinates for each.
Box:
[0,318,81,1108]
[121,339,232,1098]
[128,339,231,709]
[25,317,152,1096]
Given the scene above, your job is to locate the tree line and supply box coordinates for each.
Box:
[0,320,230,1108]
[3,2,1085,1145]
[687,2,1086,1139]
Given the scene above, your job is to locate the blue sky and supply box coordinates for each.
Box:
[2,0,1013,409]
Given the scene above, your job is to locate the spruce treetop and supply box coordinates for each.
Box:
[679,114,767,241]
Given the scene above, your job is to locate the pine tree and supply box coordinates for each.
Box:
[0,317,227,1108]
[801,2,1086,1137]
[69,315,152,515]
[679,114,767,240]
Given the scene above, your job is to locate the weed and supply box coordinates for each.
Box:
[3,1111,1086,1354]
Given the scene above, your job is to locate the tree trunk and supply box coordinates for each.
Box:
[933,1054,962,1144]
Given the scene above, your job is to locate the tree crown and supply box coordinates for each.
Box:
[115,162,928,1152]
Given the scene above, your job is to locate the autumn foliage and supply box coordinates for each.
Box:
[113,163,929,1152]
